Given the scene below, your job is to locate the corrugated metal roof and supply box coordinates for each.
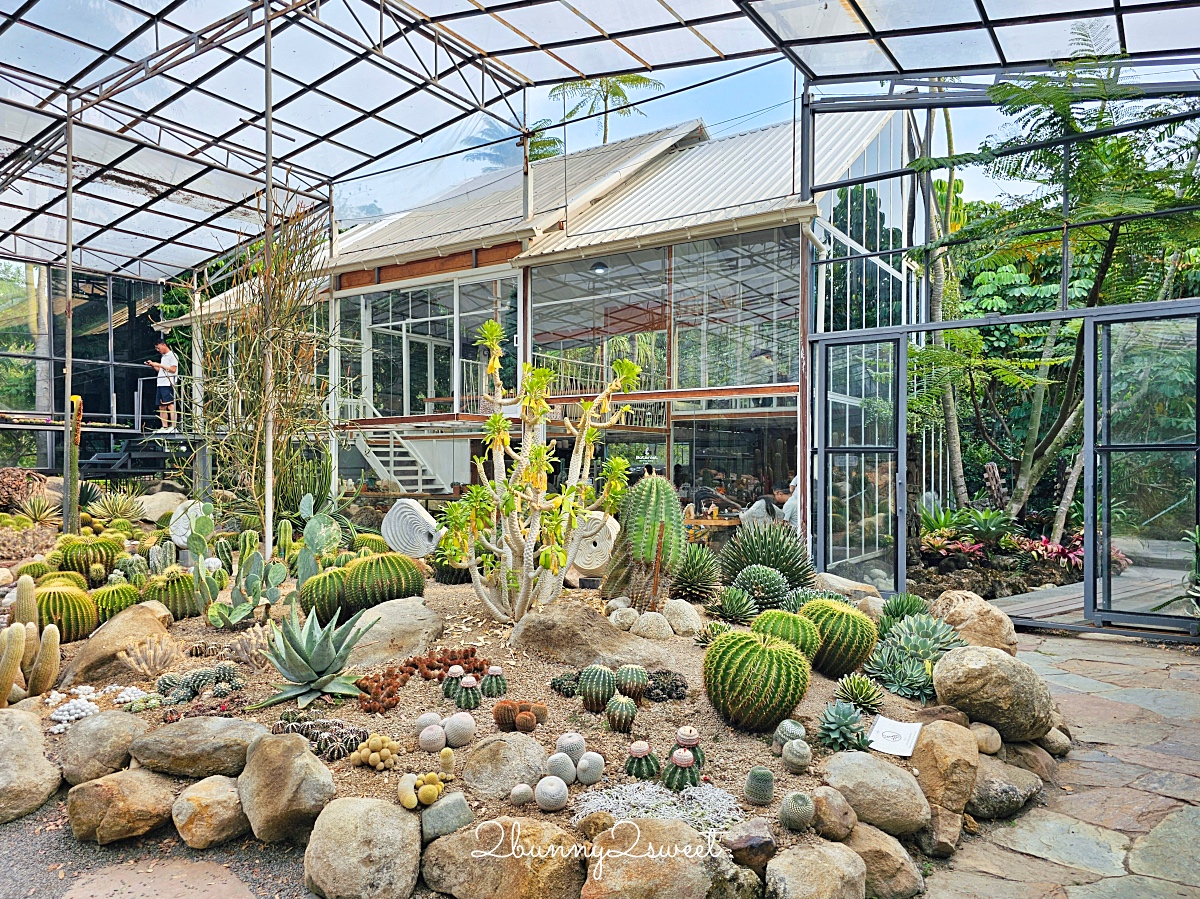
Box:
[333,121,706,270]
[518,109,894,262]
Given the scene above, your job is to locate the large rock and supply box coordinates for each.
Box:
[172,775,251,849]
[422,816,586,899]
[138,600,173,628]
[0,709,61,824]
[508,601,673,669]
[61,711,149,786]
[422,791,474,844]
[305,797,421,899]
[721,816,777,878]
[999,741,1057,784]
[67,768,176,844]
[814,571,880,604]
[662,599,703,637]
[582,817,760,899]
[933,646,1055,742]
[461,732,547,799]
[965,754,1043,819]
[930,590,1018,656]
[58,604,168,688]
[629,611,674,641]
[238,734,335,843]
[139,490,186,524]
[910,720,978,814]
[765,841,867,899]
[812,785,858,842]
[347,597,445,668]
[969,722,1002,755]
[130,717,269,777]
[823,751,930,836]
[844,823,924,899]
[915,805,963,858]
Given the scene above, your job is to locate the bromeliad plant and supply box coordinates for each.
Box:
[439,321,639,623]
[247,605,375,709]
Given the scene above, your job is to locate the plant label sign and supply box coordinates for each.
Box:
[867,716,922,757]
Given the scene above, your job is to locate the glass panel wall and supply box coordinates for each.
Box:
[460,277,518,412]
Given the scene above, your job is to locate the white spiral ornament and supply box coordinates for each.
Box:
[381,499,445,558]
[572,513,620,576]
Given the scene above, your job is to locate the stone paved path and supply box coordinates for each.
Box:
[927,633,1200,899]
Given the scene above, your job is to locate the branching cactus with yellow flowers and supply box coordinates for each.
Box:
[439,320,639,623]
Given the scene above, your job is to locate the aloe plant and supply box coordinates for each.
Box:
[247,605,375,709]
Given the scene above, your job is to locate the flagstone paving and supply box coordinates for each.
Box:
[930,634,1200,898]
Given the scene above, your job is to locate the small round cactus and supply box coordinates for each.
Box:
[535,775,569,811]
[605,695,637,733]
[624,741,662,780]
[530,702,549,724]
[744,766,775,806]
[455,675,482,710]
[510,783,534,806]
[556,732,586,764]
[546,752,578,785]
[493,700,518,732]
[443,711,476,748]
[671,726,705,770]
[439,747,456,778]
[480,665,508,698]
[662,748,699,792]
[414,711,442,733]
[418,724,447,752]
[781,739,813,774]
[514,711,537,733]
[576,751,605,786]
[615,664,649,703]
[780,792,816,832]
[772,719,807,756]
[578,664,617,713]
[442,664,465,700]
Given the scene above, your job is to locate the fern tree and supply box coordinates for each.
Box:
[549,76,664,144]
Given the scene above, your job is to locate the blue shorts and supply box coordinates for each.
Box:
[156,385,175,406]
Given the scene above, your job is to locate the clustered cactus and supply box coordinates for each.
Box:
[155,662,245,705]
[399,770,450,808]
[493,700,547,733]
[349,732,404,770]
[271,712,370,762]
[703,631,810,732]
[118,633,180,678]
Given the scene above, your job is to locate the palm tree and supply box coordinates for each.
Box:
[549,76,664,144]
[463,119,563,171]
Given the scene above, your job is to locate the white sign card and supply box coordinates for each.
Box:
[867,716,923,757]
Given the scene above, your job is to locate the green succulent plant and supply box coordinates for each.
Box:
[720,520,815,589]
[751,609,823,659]
[833,673,885,713]
[702,586,759,625]
[817,699,870,751]
[670,543,722,604]
[798,598,878,678]
[693,620,730,647]
[732,564,790,610]
[885,613,966,663]
[781,588,855,613]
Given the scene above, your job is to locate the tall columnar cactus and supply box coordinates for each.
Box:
[577,664,617,713]
[703,631,811,732]
[620,474,686,613]
[214,538,234,579]
[277,519,295,560]
[92,582,141,623]
[64,395,82,534]
[0,624,25,708]
[798,598,879,678]
[35,584,98,643]
[238,529,259,567]
[148,540,177,576]
[751,610,823,659]
[26,624,59,696]
[144,567,201,621]
[298,567,347,625]
[11,575,37,628]
[342,552,424,612]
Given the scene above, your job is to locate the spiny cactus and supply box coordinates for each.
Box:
[277,519,295,559]
[455,675,482,710]
[671,725,705,770]
[11,575,37,627]
[732,564,790,610]
[661,748,700,792]
[625,740,661,780]
[59,537,121,577]
[781,588,853,614]
[623,474,685,572]
[817,699,870,751]
[615,664,648,703]
[547,752,578,784]
[798,598,878,678]
[751,609,823,659]
[38,570,87,591]
[721,520,815,589]
[703,631,811,732]
[298,567,346,625]
[87,563,107,589]
[605,694,637,733]
[781,739,812,774]
[702,586,759,626]
[578,664,617,713]
[493,700,518,731]
[0,624,25,708]
[92,582,141,623]
[14,561,51,581]
[744,766,774,805]
[35,583,97,643]
[354,533,389,555]
[342,552,424,612]
[26,624,59,696]
[834,673,885,713]
[442,665,465,700]
[670,543,722,604]
[780,792,815,831]
[514,710,537,732]
[114,554,149,589]
[535,776,569,811]
[143,566,201,621]
[600,539,633,601]
[480,666,507,698]
[148,540,177,576]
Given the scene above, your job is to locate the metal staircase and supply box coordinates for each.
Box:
[352,429,449,494]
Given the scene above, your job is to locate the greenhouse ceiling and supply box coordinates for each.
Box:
[0,0,1198,280]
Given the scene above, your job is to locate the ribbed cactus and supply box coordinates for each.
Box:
[514,711,537,733]
[780,792,816,831]
[19,622,36,679]
[27,624,59,696]
[277,519,295,559]
[621,475,685,613]
[781,739,813,774]
[703,631,811,732]
[577,664,617,713]
[237,529,259,566]
[342,552,424,612]
[44,550,63,569]
[493,700,517,731]
[625,741,661,779]
[752,610,823,659]
[354,533,389,554]
[605,694,637,733]
[744,766,774,805]
[615,664,648,703]
[35,584,98,643]
[671,725,705,770]
[92,582,141,623]
[732,564,790,610]
[143,567,200,621]
[661,748,699,791]
[15,561,51,581]
[298,567,346,625]
[798,598,878,678]
[772,719,807,754]
[0,624,25,708]
[148,540,177,576]
[480,666,507,698]
[60,537,120,577]
[442,665,465,700]
[456,675,482,710]
[670,543,722,604]
[87,563,107,588]
[214,538,234,578]
[38,570,88,591]
[114,555,149,589]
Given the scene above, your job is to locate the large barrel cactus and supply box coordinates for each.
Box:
[143,566,201,621]
[342,552,424,612]
[60,537,121,577]
[751,609,823,659]
[703,631,811,732]
[35,583,98,643]
[798,598,878,678]
[92,582,142,623]
[721,521,815,589]
[298,566,347,625]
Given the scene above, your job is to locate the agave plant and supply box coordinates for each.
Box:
[247,605,375,709]
[877,592,929,639]
[18,496,62,528]
[87,491,145,522]
[702,586,759,626]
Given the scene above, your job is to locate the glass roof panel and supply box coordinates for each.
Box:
[620,29,716,68]
[885,29,999,70]
[854,0,980,30]
[983,0,1105,16]
[996,16,1118,63]
[0,21,100,82]
[748,0,868,42]
[695,18,780,56]
[796,40,896,77]
[570,0,677,33]
[552,41,647,77]
[434,16,532,54]
[24,0,155,55]
[1123,7,1200,53]
[492,4,601,45]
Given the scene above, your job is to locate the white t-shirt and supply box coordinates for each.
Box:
[158,351,179,387]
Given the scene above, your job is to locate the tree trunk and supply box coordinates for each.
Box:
[1007,320,1062,517]
[1051,445,1085,544]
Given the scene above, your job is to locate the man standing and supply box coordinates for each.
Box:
[146,338,178,432]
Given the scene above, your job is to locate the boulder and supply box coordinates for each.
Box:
[999,741,1056,783]
[58,604,169,688]
[629,611,674,641]
[347,597,445,668]
[172,775,251,849]
[0,567,12,588]
[0,709,61,824]
[765,841,867,899]
[421,791,474,844]
[911,705,969,728]
[969,722,1002,755]
[582,817,761,899]
[1036,727,1071,757]
[914,805,963,858]
[812,785,858,842]
[138,600,173,628]
[720,816,778,879]
[67,768,176,844]
[138,490,186,524]
[609,608,637,631]
[508,602,672,670]
[577,812,616,841]
[305,797,421,899]
[422,816,586,899]
[844,823,924,899]
[61,711,149,785]
[823,751,930,836]
[965,754,1042,819]
[929,590,1018,656]
[461,732,547,799]
[815,571,881,604]
[909,720,978,814]
[604,597,630,614]
[933,646,1055,742]
[662,599,703,637]
[130,717,269,778]
[238,734,335,843]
